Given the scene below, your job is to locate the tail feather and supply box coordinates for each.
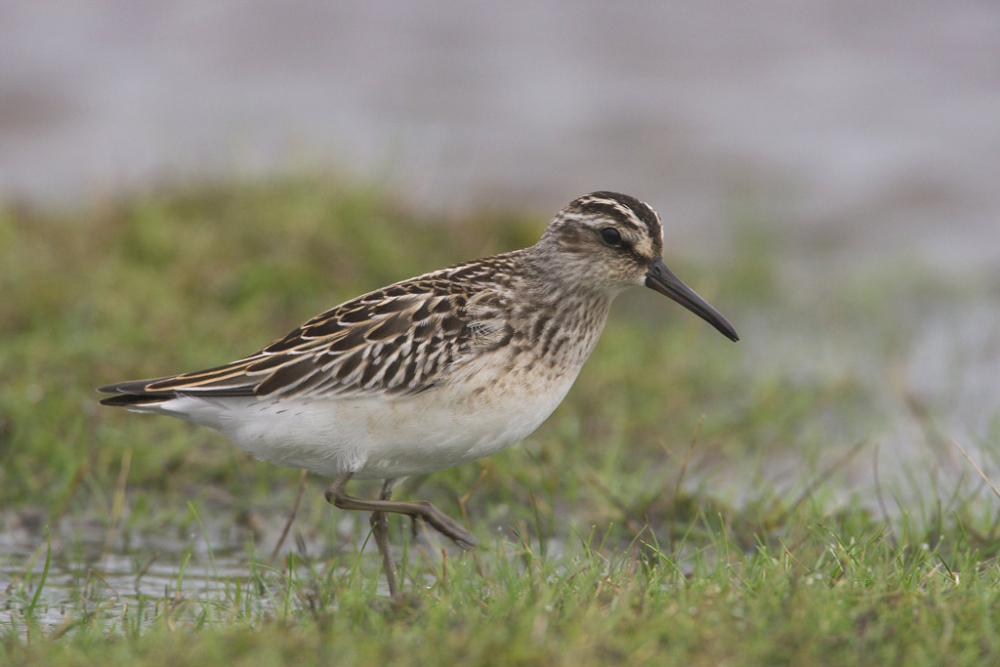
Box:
[98,378,177,407]
[99,393,174,407]
[98,375,256,408]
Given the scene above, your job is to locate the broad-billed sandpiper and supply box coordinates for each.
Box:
[100,191,738,596]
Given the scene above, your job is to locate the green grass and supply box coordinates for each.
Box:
[1,177,998,665]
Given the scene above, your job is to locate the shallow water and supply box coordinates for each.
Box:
[0,509,351,634]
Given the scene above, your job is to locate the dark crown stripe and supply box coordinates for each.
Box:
[572,200,644,232]
[580,191,661,241]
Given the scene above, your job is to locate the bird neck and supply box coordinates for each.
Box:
[517,244,617,305]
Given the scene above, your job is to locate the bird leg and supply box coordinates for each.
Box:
[370,478,399,598]
[325,472,477,596]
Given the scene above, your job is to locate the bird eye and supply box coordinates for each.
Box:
[600,227,622,246]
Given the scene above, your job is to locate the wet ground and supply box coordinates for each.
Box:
[0,503,371,633]
[1,1,998,630]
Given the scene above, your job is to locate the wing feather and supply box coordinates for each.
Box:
[98,255,520,406]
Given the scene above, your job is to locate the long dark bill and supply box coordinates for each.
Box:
[645,258,739,342]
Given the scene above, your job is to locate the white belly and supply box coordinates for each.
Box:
[146,360,581,480]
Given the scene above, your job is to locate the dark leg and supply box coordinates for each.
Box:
[370,478,400,598]
[325,473,477,595]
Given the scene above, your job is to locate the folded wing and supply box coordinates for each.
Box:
[99,275,514,406]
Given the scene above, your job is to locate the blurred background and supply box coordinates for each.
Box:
[3,2,1000,627]
[2,1,998,498]
[3,1,999,268]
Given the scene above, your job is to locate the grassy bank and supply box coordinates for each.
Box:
[1,179,997,665]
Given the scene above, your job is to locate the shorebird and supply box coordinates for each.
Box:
[99,191,738,597]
